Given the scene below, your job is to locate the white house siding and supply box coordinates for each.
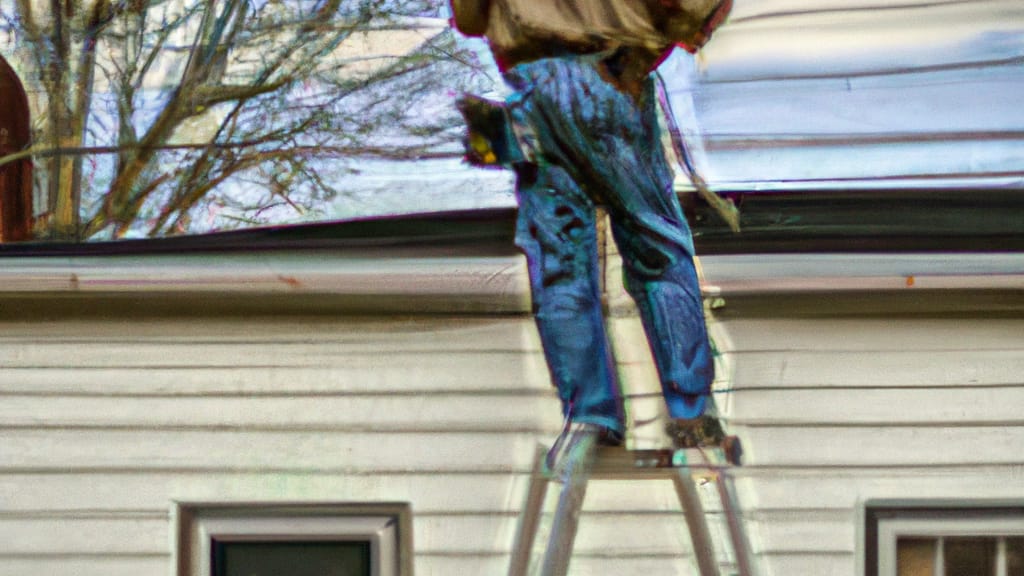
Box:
[712,314,1024,575]
[0,313,556,576]
[698,255,1024,576]
[0,249,723,576]
[1,249,1023,576]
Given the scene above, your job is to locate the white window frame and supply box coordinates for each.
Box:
[174,503,413,576]
[866,501,1024,576]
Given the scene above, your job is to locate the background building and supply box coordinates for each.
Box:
[0,1,1022,575]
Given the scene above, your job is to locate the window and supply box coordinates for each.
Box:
[866,503,1024,576]
[212,541,371,576]
[176,503,412,576]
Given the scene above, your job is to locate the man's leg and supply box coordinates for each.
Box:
[506,56,715,421]
[513,162,626,439]
[601,81,715,420]
[612,219,715,420]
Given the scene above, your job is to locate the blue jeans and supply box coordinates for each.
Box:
[505,55,714,434]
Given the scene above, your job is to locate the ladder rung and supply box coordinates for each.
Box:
[510,441,753,576]
[588,445,734,479]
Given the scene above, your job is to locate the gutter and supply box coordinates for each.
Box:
[699,253,1024,296]
[0,205,1020,317]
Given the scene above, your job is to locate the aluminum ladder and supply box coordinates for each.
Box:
[507,434,753,576]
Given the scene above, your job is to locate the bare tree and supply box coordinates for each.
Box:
[0,0,490,239]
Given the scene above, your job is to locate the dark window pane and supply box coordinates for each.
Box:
[898,538,937,576]
[944,537,996,576]
[1008,538,1024,576]
[212,540,370,576]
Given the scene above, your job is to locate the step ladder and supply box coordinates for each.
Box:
[507,433,754,576]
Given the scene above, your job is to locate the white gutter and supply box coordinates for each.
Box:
[0,252,533,315]
[697,253,1024,296]
[0,251,1019,315]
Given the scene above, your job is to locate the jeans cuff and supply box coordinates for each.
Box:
[569,413,625,436]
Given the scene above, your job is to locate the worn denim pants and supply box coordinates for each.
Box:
[504,55,714,435]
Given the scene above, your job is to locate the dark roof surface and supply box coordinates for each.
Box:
[1,188,1022,257]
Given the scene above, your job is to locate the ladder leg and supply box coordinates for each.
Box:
[540,430,599,576]
[716,473,755,576]
[673,471,721,576]
[508,445,551,576]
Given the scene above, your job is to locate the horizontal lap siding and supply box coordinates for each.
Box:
[0,315,713,575]
[0,499,736,552]
[0,557,169,576]
[3,293,1021,576]
[0,317,569,575]
[0,396,555,432]
[709,308,1024,576]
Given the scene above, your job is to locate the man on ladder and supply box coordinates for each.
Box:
[452,0,735,458]
[452,4,752,575]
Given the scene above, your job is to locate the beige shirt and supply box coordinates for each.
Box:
[482,0,718,67]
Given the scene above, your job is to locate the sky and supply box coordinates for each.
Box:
[2,0,1021,233]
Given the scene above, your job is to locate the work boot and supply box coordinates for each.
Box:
[665,414,725,449]
[666,415,743,465]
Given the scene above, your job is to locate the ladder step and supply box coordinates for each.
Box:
[552,441,739,481]
[509,438,753,576]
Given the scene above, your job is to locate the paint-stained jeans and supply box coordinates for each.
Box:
[505,54,714,434]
